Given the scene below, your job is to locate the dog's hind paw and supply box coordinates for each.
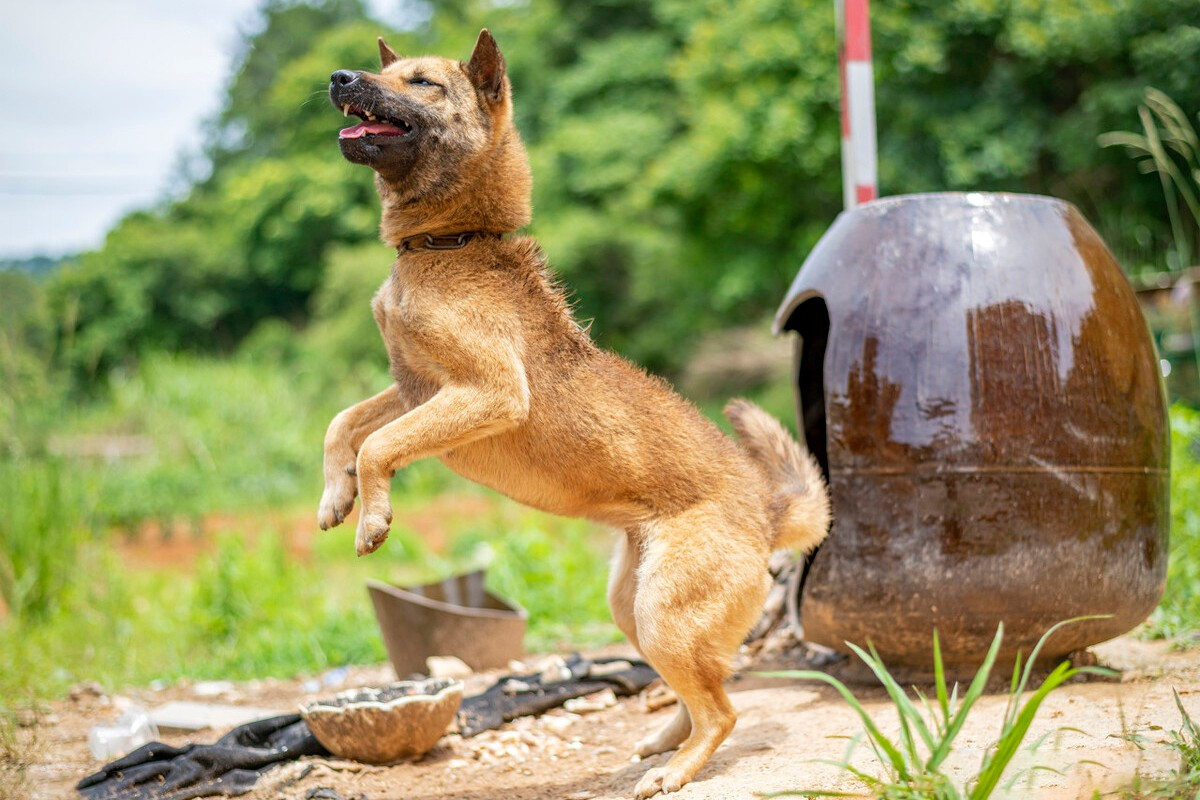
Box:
[355,510,392,556]
[634,765,687,798]
[635,707,690,757]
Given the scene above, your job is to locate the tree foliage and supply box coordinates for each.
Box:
[44,0,1200,382]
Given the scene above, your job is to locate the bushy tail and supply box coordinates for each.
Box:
[724,399,831,553]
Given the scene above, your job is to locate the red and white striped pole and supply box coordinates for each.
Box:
[836,0,877,208]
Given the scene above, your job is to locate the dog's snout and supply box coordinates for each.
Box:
[330,70,361,88]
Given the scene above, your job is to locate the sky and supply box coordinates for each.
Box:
[0,0,395,261]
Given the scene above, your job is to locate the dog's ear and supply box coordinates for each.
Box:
[466,29,506,102]
[378,37,400,68]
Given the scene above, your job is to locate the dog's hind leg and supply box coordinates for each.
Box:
[609,529,695,757]
[629,508,770,798]
[607,529,643,653]
[318,386,409,531]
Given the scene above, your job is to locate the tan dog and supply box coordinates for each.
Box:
[319,30,831,798]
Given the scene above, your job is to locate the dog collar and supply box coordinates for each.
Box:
[396,231,500,252]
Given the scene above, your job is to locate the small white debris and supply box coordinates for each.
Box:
[640,684,677,712]
[564,688,618,714]
[192,680,235,698]
[502,679,535,694]
[588,661,633,678]
[69,682,107,702]
[536,655,573,684]
[427,656,473,679]
[541,713,580,733]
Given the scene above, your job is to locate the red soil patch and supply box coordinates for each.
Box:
[113,493,501,572]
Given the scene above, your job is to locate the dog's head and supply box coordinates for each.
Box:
[329,30,528,222]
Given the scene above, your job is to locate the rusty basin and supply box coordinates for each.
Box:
[368,571,527,677]
[775,192,1169,668]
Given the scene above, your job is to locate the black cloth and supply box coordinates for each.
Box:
[455,654,659,737]
[77,713,326,800]
[77,657,658,800]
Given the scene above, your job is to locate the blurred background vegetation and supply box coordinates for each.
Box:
[3,0,1200,702]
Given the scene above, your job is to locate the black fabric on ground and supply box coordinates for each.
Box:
[76,657,659,799]
[455,655,659,737]
[76,714,326,800]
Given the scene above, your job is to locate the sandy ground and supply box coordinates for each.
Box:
[9,635,1200,800]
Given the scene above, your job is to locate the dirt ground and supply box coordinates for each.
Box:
[11,635,1200,800]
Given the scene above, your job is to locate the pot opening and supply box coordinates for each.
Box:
[779,295,830,621]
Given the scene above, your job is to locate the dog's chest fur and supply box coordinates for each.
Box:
[370,272,440,409]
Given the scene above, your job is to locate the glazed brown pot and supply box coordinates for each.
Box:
[775,193,1169,669]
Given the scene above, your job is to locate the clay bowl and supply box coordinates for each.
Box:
[300,678,463,763]
[367,571,527,676]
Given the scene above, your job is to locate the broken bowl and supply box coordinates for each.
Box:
[299,677,463,763]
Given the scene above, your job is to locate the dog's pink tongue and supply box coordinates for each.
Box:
[339,121,405,139]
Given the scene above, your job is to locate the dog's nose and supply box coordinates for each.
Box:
[330,70,361,87]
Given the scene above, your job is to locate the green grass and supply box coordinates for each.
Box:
[2,352,1200,711]
[445,512,622,651]
[0,353,618,703]
[1145,405,1200,641]
[0,457,97,624]
[57,351,331,529]
[1110,689,1200,799]
[0,497,618,701]
[761,619,1115,799]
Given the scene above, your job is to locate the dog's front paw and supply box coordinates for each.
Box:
[317,478,357,530]
[355,509,392,556]
[634,765,687,798]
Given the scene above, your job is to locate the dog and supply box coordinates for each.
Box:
[320,30,831,798]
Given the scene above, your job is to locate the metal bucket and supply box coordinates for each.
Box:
[775,192,1169,668]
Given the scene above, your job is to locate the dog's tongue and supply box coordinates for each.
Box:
[339,121,406,139]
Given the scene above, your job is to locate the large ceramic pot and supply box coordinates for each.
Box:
[775,193,1169,668]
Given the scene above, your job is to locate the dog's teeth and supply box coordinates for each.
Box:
[367,113,377,121]
[343,104,350,117]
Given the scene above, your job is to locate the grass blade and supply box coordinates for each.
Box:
[759,669,913,782]
[934,628,950,725]
[971,661,1076,799]
[847,641,937,762]
[926,625,1003,773]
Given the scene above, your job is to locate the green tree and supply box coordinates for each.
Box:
[208,0,371,171]
[47,0,1200,383]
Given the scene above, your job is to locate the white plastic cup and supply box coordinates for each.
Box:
[88,707,159,760]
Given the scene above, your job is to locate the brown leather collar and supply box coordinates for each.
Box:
[396,231,501,252]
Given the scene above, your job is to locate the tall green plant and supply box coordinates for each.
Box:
[761,618,1114,799]
[0,459,92,623]
[1100,89,1200,271]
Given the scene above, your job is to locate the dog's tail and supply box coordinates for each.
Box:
[724,399,831,553]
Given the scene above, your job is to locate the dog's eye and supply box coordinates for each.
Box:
[409,77,439,88]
